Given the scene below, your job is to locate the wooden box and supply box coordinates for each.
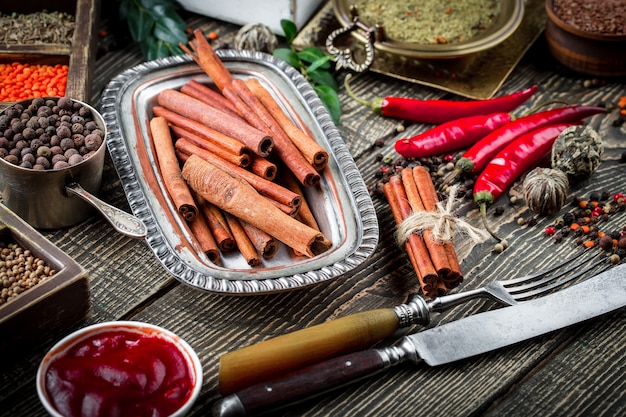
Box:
[0,203,90,355]
[0,0,100,108]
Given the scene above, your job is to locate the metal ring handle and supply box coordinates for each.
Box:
[325,17,376,72]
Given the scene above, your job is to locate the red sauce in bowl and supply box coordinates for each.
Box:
[44,329,195,417]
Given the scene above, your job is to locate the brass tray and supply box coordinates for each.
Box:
[100,51,379,295]
[293,0,547,99]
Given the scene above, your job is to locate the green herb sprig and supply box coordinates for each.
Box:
[273,20,341,125]
[119,0,188,61]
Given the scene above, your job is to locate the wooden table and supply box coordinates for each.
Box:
[2,7,625,417]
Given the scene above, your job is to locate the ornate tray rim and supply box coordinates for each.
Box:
[100,51,379,295]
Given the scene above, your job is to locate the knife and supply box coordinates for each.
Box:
[217,250,596,395]
[213,262,626,417]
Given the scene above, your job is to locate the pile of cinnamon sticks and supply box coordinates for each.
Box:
[148,30,331,266]
[384,166,463,298]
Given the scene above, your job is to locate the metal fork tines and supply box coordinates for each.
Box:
[396,248,615,328]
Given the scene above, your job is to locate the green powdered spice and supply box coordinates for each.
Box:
[351,0,501,44]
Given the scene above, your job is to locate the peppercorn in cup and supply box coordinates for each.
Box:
[0,96,107,228]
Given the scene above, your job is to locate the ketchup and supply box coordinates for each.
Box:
[44,329,195,417]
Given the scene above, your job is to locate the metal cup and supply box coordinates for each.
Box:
[0,98,146,238]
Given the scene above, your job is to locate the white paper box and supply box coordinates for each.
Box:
[177,0,325,35]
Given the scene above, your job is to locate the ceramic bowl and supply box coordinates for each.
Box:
[545,0,626,77]
[36,321,203,417]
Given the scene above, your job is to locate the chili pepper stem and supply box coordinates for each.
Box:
[440,168,463,190]
[343,74,384,114]
[479,203,503,242]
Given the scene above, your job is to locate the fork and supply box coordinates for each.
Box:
[218,248,613,395]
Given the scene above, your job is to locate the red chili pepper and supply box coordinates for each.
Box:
[450,105,606,179]
[344,75,538,124]
[394,112,513,158]
[473,123,574,209]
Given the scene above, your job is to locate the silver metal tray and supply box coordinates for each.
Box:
[100,51,379,295]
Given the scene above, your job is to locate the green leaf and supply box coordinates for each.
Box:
[140,0,182,9]
[307,68,338,91]
[150,3,184,20]
[315,85,341,125]
[273,48,301,69]
[167,43,185,56]
[153,17,188,44]
[125,4,155,42]
[146,39,171,61]
[297,48,327,64]
[306,55,332,73]
[119,0,131,19]
[298,48,331,72]
[280,19,298,43]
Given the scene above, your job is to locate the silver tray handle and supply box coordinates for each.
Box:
[325,16,376,72]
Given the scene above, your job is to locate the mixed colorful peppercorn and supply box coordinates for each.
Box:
[542,191,626,261]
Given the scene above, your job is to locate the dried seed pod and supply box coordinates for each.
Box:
[523,167,569,215]
[551,125,603,182]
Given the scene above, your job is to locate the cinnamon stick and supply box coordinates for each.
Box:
[175,139,302,209]
[412,166,463,283]
[281,168,332,249]
[187,211,220,263]
[224,212,261,266]
[197,198,236,252]
[240,220,279,259]
[157,89,274,157]
[245,78,329,171]
[224,78,320,187]
[181,80,241,118]
[170,125,251,168]
[249,155,277,181]
[384,176,439,295]
[182,29,234,91]
[149,116,198,222]
[401,167,452,278]
[182,155,328,257]
[153,105,249,158]
[405,244,447,298]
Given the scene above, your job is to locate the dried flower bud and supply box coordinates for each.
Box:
[523,167,570,215]
[551,125,603,182]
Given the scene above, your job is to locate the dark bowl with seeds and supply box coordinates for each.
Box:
[545,0,626,77]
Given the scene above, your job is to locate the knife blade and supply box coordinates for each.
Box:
[212,261,626,417]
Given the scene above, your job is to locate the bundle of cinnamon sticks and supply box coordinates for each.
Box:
[384,166,463,298]
[147,30,332,266]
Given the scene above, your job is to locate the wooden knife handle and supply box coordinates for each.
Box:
[213,349,386,417]
[218,308,399,395]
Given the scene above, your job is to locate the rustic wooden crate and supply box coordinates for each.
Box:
[0,0,100,108]
[0,203,91,356]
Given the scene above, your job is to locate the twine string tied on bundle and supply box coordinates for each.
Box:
[395,185,490,246]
